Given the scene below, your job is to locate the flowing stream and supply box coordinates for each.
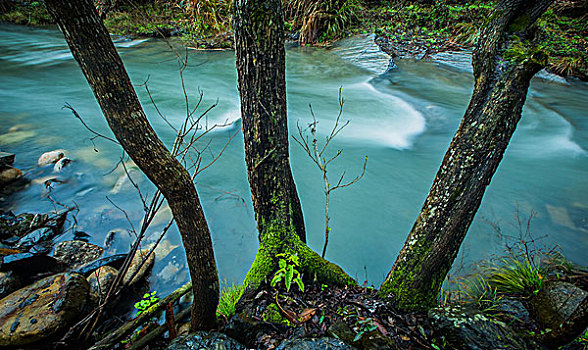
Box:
[1,24,587,296]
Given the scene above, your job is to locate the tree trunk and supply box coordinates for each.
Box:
[44,0,219,331]
[233,0,354,292]
[380,0,553,310]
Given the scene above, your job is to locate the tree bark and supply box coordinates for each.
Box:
[380,0,553,310]
[233,0,306,244]
[44,0,219,331]
[233,0,355,293]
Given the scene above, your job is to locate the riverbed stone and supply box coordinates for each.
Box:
[87,265,118,305]
[277,337,357,349]
[530,281,588,330]
[37,150,66,166]
[0,272,89,346]
[53,157,72,172]
[0,167,22,185]
[53,240,104,269]
[167,331,247,350]
[428,303,532,350]
[122,249,155,285]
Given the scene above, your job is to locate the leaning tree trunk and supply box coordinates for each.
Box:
[44,0,219,330]
[233,0,355,292]
[380,0,553,310]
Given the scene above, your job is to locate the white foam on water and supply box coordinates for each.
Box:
[323,81,426,149]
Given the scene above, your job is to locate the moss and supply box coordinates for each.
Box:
[262,303,291,325]
[507,14,530,33]
[503,36,549,66]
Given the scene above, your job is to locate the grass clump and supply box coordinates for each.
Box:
[457,275,503,315]
[216,281,242,320]
[487,256,544,297]
[0,1,52,26]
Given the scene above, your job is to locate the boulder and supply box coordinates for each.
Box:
[53,240,104,269]
[37,150,66,167]
[277,338,357,349]
[122,249,155,285]
[87,265,118,305]
[530,281,588,330]
[0,167,22,185]
[0,271,22,299]
[428,304,533,350]
[0,272,89,346]
[166,331,247,350]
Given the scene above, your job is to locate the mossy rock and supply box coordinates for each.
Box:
[530,281,588,330]
[166,331,247,350]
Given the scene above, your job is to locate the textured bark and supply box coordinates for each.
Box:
[233,0,354,292]
[380,0,553,310]
[44,0,219,331]
[233,0,306,243]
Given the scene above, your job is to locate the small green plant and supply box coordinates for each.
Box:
[458,275,503,314]
[353,317,377,342]
[487,256,543,297]
[217,282,242,319]
[134,291,159,316]
[271,252,304,292]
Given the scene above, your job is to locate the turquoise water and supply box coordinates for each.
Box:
[1,24,586,295]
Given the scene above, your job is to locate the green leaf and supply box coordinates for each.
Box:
[295,276,305,292]
[279,259,286,269]
[353,331,364,342]
[286,265,294,291]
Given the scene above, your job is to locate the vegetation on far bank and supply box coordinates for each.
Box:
[1,0,585,78]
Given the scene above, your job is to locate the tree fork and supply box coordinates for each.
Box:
[44,0,219,331]
[380,0,553,310]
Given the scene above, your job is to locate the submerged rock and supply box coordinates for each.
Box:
[530,281,588,330]
[277,337,356,349]
[53,240,104,269]
[0,272,89,346]
[87,265,118,305]
[0,167,22,185]
[37,150,66,167]
[122,249,155,285]
[429,304,533,350]
[0,212,48,240]
[166,331,247,350]
[53,157,72,172]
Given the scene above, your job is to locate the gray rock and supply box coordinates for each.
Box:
[0,272,89,346]
[53,240,104,269]
[530,281,588,330]
[122,249,155,285]
[53,157,72,172]
[87,265,118,305]
[37,150,66,167]
[277,338,357,349]
[496,297,531,325]
[429,303,533,350]
[166,331,247,350]
[0,167,22,185]
[0,271,22,299]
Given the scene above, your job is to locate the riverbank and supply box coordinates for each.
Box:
[1,0,586,79]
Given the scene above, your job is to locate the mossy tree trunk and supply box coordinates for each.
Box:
[44,0,219,331]
[380,0,553,310]
[233,0,355,292]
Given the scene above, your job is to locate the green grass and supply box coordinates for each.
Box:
[457,275,503,315]
[216,282,242,320]
[487,256,544,298]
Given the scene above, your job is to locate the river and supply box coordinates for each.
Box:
[1,24,586,296]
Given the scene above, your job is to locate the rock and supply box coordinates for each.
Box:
[0,212,48,240]
[530,281,588,330]
[0,152,15,167]
[87,266,118,305]
[0,167,22,185]
[122,249,155,285]
[0,254,64,277]
[429,304,533,350]
[0,272,89,346]
[53,157,72,172]
[0,271,22,299]
[495,297,531,325]
[277,338,357,350]
[225,311,288,348]
[37,150,66,167]
[166,331,247,350]
[75,254,127,276]
[327,320,390,349]
[53,240,104,269]
[15,227,56,251]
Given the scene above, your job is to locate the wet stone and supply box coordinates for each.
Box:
[53,240,104,269]
[0,167,22,185]
[0,271,22,299]
[122,249,155,286]
[0,272,89,346]
[87,265,118,305]
[530,281,588,330]
[276,337,357,349]
[37,150,66,167]
[166,331,247,350]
